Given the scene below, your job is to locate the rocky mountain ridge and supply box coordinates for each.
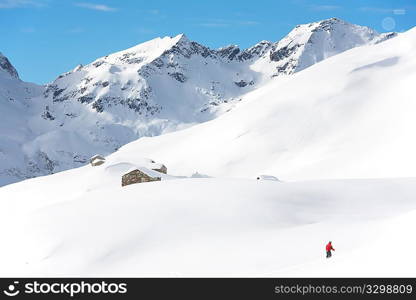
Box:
[0,18,397,186]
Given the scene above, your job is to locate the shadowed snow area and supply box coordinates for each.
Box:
[352,56,400,72]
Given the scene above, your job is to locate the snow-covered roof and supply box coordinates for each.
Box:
[124,166,163,179]
[151,162,165,170]
[91,154,105,161]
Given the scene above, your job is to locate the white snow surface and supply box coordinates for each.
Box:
[0,18,396,186]
[0,162,416,276]
[0,22,415,277]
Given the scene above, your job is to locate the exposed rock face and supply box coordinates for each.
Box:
[0,53,19,78]
[0,18,397,186]
[217,45,241,60]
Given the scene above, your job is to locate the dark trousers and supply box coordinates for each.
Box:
[326,251,332,258]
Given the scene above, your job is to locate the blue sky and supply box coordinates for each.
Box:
[1,0,415,84]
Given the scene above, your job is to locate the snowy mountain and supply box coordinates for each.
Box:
[0,53,44,184]
[0,25,415,276]
[0,18,396,186]
[119,26,415,181]
[265,18,396,75]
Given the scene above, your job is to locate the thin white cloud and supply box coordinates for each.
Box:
[393,9,406,15]
[198,19,259,28]
[137,9,167,20]
[310,5,341,11]
[0,0,45,8]
[238,20,259,25]
[360,7,393,13]
[360,6,413,15]
[75,2,116,12]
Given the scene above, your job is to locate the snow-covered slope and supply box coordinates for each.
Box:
[1,155,416,276]
[0,26,415,277]
[117,26,416,181]
[0,18,395,186]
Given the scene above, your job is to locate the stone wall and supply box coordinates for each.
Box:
[122,169,161,187]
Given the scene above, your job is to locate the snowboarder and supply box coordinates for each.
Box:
[326,241,335,258]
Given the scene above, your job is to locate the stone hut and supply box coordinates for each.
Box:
[122,168,161,187]
[90,155,106,166]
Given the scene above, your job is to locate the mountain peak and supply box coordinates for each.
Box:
[269,18,392,75]
[88,33,195,68]
[0,52,19,79]
[318,17,345,24]
[292,17,350,32]
[174,33,189,42]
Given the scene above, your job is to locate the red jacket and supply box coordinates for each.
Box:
[326,243,335,252]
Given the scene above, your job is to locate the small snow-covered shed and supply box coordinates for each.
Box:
[121,167,162,187]
[90,155,106,166]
